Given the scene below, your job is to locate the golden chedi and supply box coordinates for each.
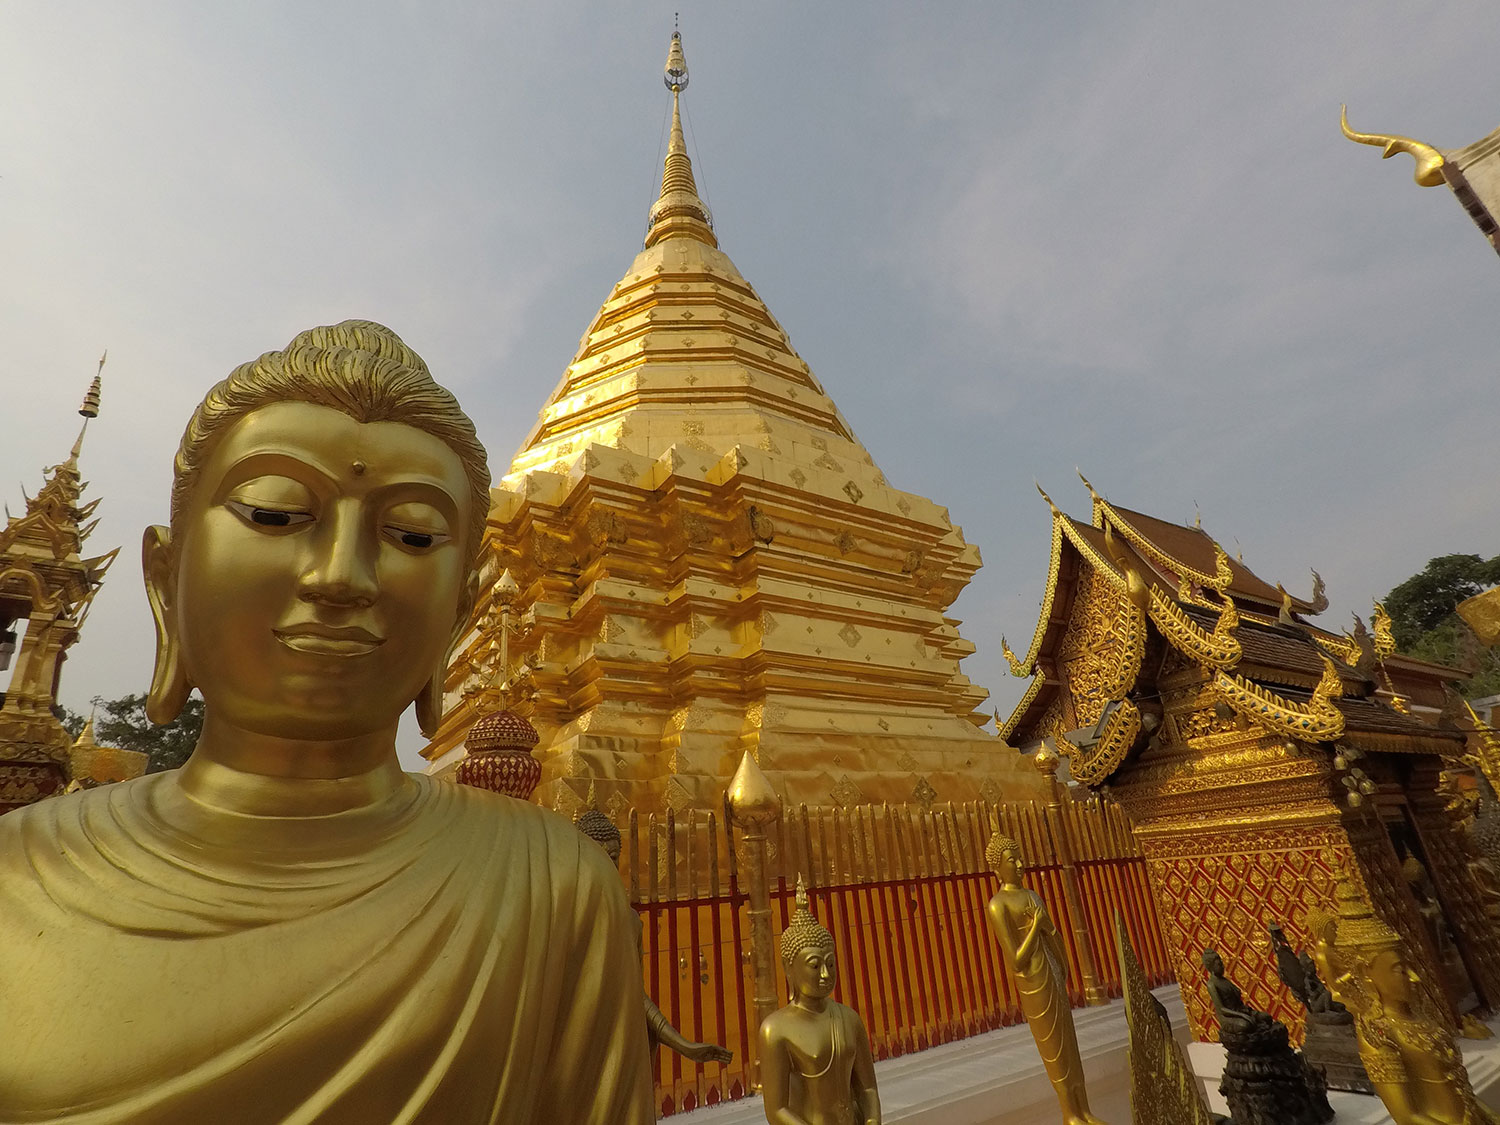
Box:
[424,32,1046,817]
[760,877,881,1125]
[984,832,1106,1125]
[1323,878,1500,1125]
[0,322,653,1123]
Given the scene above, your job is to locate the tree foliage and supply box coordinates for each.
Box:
[88,692,204,773]
[1383,553,1500,699]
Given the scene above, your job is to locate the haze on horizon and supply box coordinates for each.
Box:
[3,3,1497,770]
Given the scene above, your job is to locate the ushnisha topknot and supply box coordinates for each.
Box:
[780,875,836,971]
[985,830,1021,872]
[170,319,492,564]
[577,807,623,864]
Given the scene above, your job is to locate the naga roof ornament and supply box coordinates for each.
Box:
[1149,588,1242,670]
[1371,603,1397,662]
[1340,105,1447,187]
[1210,655,1347,742]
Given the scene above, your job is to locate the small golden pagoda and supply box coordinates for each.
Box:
[1003,478,1499,1042]
[63,716,147,794]
[0,364,117,813]
[425,33,1044,816]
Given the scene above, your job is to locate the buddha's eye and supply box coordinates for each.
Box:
[384,525,450,552]
[226,500,314,530]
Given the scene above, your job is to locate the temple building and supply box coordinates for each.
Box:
[0,369,116,813]
[1002,477,1500,1043]
[424,33,1044,817]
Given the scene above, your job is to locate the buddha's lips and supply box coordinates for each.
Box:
[274,625,385,657]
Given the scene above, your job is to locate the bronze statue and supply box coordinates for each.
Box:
[759,876,881,1125]
[1202,948,1333,1124]
[1323,879,1500,1125]
[575,804,733,1068]
[1269,919,1371,1093]
[0,322,655,1121]
[984,831,1106,1125]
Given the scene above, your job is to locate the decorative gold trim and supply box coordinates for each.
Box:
[1070,698,1143,786]
[1078,471,1231,591]
[1312,630,1361,668]
[1148,588,1241,670]
[1007,505,1066,677]
[1340,105,1447,187]
[1210,656,1346,741]
[1000,671,1045,742]
[1372,602,1396,662]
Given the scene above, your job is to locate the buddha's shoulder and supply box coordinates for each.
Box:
[0,773,162,842]
[413,776,619,887]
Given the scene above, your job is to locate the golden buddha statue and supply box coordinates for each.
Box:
[984,832,1106,1125]
[1325,879,1500,1125]
[575,803,734,1068]
[0,321,655,1123]
[759,877,881,1125]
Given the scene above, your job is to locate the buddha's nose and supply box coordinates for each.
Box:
[300,503,378,608]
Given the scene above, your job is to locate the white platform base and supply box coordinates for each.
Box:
[680,997,1500,1123]
[1188,1019,1500,1124]
[677,987,1180,1124]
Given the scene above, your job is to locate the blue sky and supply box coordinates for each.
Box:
[4,3,1497,769]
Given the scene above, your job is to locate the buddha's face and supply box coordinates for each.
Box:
[150,401,473,741]
[995,849,1023,884]
[1202,950,1225,977]
[789,946,837,1001]
[1369,948,1416,1005]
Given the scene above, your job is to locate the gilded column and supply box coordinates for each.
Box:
[1045,776,1110,1006]
[727,749,782,1089]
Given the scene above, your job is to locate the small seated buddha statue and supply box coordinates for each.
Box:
[1202,948,1332,1125]
[759,877,881,1125]
[0,321,654,1122]
[983,831,1105,1125]
[1325,879,1500,1125]
[574,804,734,1068]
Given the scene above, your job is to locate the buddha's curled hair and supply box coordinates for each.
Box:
[985,831,1021,871]
[171,320,491,562]
[780,876,836,970]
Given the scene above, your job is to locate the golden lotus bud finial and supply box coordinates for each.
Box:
[664,28,688,92]
[494,568,520,607]
[727,749,781,827]
[1340,105,1447,187]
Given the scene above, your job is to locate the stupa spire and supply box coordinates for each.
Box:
[66,352,105,469]
[645,30,716,249]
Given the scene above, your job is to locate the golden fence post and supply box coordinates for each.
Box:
[1046,776,1110,1006]
[727,750,783,1091]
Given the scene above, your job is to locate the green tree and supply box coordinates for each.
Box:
[90,692,204,773]
[52,703,87,739]
[1383,553,1500,698]
[1384,554,1500,649]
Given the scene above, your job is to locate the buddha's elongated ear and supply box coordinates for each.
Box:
[415,569,482,739]
[143,525,191,724]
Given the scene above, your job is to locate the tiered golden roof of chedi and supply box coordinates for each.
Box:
[424,33,1044,816]
[0,369,117,812]
[63,716,147,795]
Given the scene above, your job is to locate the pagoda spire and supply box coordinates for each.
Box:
[65,352,105,470]
[645,30,717,250]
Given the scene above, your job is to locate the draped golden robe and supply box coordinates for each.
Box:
[0,773,655,1124]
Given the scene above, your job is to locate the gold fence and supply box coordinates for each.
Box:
[624,796,1173,1117]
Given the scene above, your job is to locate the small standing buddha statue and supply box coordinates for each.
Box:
[983,831,1105,1125]
[574,802,734,1069]
[759,877,881,1125]
[1324,879,1500,1125]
